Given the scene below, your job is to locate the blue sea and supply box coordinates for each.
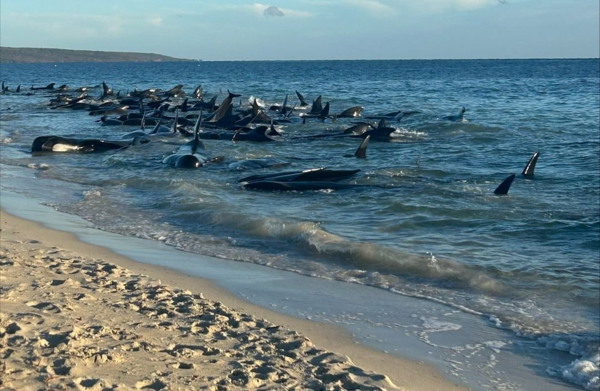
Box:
[1,59,599,390]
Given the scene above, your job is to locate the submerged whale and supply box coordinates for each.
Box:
[239,168,361,184]
[444,107,467,122]
[242,181,362,191]
[30,83,55,91]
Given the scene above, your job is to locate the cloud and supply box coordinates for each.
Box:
[148,18,163,26]
[264,5,284,17]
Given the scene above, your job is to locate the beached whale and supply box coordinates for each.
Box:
[162,115,210,168]
[31,136,146,153]
[239,168,361,183]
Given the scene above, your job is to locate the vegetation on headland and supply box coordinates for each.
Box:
[0,47,194,63]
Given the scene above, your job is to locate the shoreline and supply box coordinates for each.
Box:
[0,207,467,391]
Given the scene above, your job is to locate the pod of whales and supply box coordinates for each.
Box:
[13,80,542,196]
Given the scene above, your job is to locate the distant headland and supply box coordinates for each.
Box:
[0,47,195,63]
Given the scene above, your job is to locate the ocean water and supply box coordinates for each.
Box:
[1,59,599,389]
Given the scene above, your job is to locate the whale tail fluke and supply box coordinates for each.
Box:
[494,174,516,195]
[522,151,540,178]
[355,135,370,159]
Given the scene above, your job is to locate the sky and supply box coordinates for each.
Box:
[1,0,598,60]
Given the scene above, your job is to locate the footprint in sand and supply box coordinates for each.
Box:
[25,301,61,313]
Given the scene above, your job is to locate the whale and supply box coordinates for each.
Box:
[205,90,242,125]
[31,136,146,153]
[336,106,363,118]
[444,107,467,122]
[494,174,516,195]
[30,83,55,91]
[348,119,397,141]
[159,84,184,97]
[162,114,210,168]
[291,122,371,140]
[242,181,363,191]
[239,168,361,184]
[295,90,310,107]
[365,110,421,120]
[309,95,323,115]
[352,135,370,158]
[228,158,290,171]
[269,94,292,115]
[522,151,540,178]
[232,126,275,142]
[98,115,124,126]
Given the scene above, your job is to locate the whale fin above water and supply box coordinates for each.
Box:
[494,174,516,195]
[522,151,540,178]
[295,90,308,106]
[355,135,370,159]
[282,94,289,115]
[310,95,323,115]
[285,104,296,118]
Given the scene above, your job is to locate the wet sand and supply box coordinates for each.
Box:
[0,209,467,391]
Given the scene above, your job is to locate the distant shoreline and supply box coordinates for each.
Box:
[0,47,596,63]
[0,47,195,63]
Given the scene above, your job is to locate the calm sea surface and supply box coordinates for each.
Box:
[1,59,599,389]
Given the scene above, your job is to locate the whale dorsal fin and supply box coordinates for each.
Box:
[192,110,204,152]
[172,109,179,133]
[268,121,282,136]
[296,90,307,106]
[282,94,289,115]
[378,119,387,129]
[310,95,322,114]
[286,104,296,118]
[522,151,540,178]
[494,174,516,195]
[355,135,370,159]
[320,102,330,118]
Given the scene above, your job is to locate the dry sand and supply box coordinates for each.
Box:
[0,209,467,391]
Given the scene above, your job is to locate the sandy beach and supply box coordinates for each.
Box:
[0,209,467,391]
